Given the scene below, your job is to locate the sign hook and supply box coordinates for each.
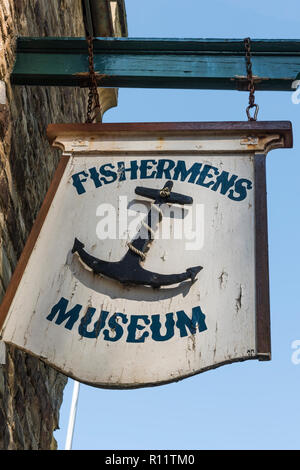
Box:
[85,35,102,123]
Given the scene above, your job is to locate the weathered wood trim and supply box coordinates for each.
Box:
[0,156,70,333]
[11,37,300,90]
[47,121,293,148]
[254,153,271,360]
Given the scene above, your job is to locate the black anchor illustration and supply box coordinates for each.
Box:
[72,181,202,288]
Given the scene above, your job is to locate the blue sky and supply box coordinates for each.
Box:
[54,0,300,450]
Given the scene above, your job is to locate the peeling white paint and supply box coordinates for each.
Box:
[0,127,278,387]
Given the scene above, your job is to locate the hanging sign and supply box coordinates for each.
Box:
[0,121,292,388]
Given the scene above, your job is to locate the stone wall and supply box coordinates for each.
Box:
[0,0,88,450]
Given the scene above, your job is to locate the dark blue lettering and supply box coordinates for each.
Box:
[196,164,219,188]
[99,163,117,184]
[211,171,238,195]
[117,161,138,181]
[78,309,109,338]
[155,159,176,179]
[46,297,81,330]
[176,306,207,337]
[127,315,150,343]
[228,178,253,202]
[88,167,102,189]
[72,170,89,195]
[173,160,202,183]
[140,159,157,179]
[103,313,128,342]
[151,313,175,341]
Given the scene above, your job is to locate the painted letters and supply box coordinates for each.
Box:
[46,297,207,344]
[71,158,252,202]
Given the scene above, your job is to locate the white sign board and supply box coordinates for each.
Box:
[0,122,292,388]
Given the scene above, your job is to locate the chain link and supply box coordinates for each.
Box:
[86,36,101,123]
[86,36,259,122]
[244,37,259,121]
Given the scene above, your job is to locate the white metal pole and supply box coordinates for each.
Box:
[0,340,6,364]
[65,380,80,450]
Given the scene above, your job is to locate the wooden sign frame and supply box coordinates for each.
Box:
[0,121,293,387]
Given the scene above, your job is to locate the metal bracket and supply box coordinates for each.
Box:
[232,75,265,92]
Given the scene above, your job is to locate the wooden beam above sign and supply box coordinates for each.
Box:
[10,37,300,90]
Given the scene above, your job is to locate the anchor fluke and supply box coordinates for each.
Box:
[186,265,203,282]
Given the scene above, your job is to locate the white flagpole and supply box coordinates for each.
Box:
[65,380,80,450]
[0,340,6,364]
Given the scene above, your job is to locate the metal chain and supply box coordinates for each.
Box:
[86,36,101,123]
[244,37,259,121]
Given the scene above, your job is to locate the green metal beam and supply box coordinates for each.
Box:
[10,37,300,90]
